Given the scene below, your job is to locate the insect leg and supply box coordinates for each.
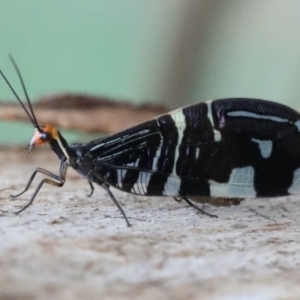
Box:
[87,181,94,197]
[101,183,131,227]
[173,197,183,203]
[181,196,218,218]
[11,168,61,198]
[14,162,68,214]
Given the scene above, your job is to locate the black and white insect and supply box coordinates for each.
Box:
[1,58,300,226]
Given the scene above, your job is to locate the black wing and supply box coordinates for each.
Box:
[85,98,300,198]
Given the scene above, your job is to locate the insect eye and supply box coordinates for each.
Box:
[40,132,51,141]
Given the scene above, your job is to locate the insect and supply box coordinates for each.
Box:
[1,58,300,226]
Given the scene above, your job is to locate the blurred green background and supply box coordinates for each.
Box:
[1,0,300,145]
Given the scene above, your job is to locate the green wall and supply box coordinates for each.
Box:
[1,1,300,144]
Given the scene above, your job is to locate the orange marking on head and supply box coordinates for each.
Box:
[28,124,59,149]
[41,124,60,139]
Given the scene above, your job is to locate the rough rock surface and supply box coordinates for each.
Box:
[0,148,300,299]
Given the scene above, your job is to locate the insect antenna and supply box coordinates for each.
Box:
[0,56,42,132]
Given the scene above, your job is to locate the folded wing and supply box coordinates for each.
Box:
[86,98,300,198]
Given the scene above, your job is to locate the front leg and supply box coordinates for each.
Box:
[13,162,68,214]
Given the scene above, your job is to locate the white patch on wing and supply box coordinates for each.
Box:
[288,168,300,194]
[96,150,126,162]
[90,137,122,151]
[152,120,163,171]
[152,156,159,170]
[227,111,289,123]
[134,158,140,167]
[170,109,186,124]
[213,129,221,141]
[116,169,124,188]
[206,100,214,127]
[120,129,150,141]
[131,171,152,195]
[295,120,300,132]
[169,110,186,176]
[206,100,222,142]
[90,143,104,152]
[163,175,181,196]
[195,147,200,160]
[251,139,273,158]
[209,166,256,198]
